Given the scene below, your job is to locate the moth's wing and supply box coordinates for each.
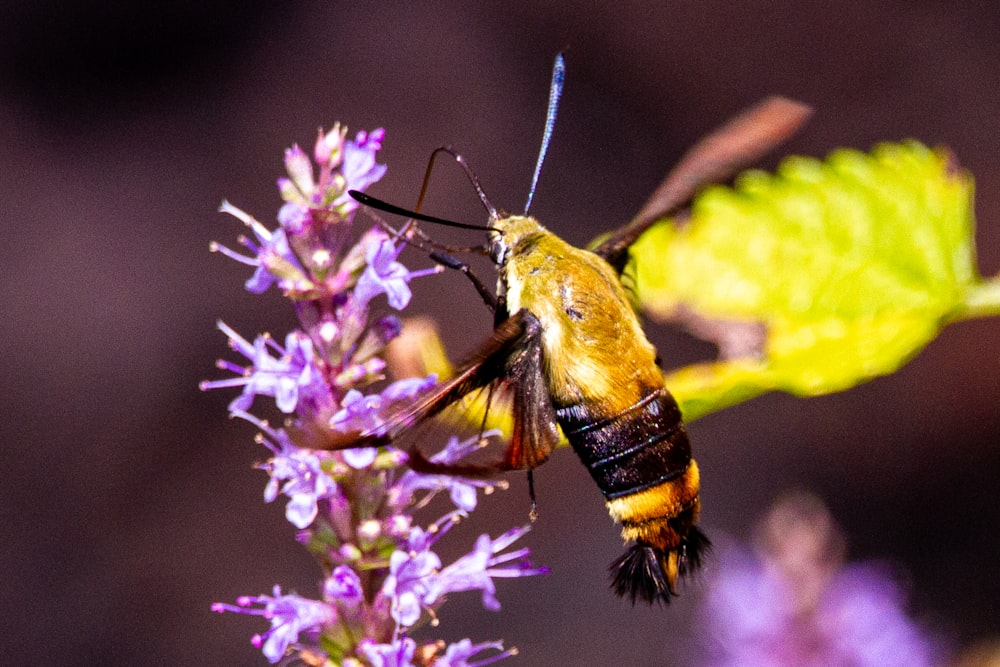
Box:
[405,309,560,476]
[592,96,812,271]
[298,309,559,474]
[294,312,527,451]
[403,309,560,476]
[500,310,560,470]
[374,312,526,443]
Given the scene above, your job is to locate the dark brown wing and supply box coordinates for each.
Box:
[499,310,559,469]
[373,312,527,444]
[593,97,812,270]
[299,309,560,473]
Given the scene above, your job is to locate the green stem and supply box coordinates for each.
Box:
[950,277,1000,322]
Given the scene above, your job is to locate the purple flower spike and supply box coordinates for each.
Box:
[212,120,545,665]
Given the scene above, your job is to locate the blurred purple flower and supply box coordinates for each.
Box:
[701,493,939,667]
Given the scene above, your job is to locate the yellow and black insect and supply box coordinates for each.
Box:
[323,56,809,604]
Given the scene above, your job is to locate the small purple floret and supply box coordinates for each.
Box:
[354,234,441,311]
[213,586,334,664]
[360,636,416,667]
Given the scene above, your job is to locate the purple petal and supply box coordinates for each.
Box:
[343,447,378,469]
[360,637,416,667]
[277,201,311,234]
[285,492,320,529]
[324,565,363,604]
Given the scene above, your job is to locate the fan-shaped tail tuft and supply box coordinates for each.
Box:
[609,528,711,605]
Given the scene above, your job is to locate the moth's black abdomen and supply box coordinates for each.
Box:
[558,387,689,499]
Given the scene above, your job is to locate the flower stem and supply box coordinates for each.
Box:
[950,277,1000,321]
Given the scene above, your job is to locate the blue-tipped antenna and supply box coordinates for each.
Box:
[524,53,565,214]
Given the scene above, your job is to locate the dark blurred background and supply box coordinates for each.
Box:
[3,1,1000,664]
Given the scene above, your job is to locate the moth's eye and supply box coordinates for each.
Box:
[490,238,508,265]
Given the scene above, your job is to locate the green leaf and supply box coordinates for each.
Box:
[629,141,995,420]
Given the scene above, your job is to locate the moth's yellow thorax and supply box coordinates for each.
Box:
[494,215,661,413]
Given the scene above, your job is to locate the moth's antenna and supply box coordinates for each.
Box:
[524,52,565,215]
[417,146,499,221]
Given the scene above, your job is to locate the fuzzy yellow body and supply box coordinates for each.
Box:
[497,216,662,412]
